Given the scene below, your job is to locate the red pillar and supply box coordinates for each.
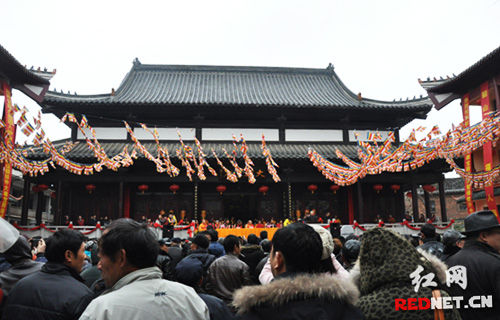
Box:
[461,94,475,214]
[480,82,499,220]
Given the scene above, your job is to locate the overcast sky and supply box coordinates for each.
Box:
[2,0,499,145]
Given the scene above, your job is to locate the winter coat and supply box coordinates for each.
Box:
[185,249,216,274]
[155,252,172,279]
[2,262,94,320]
[0,237,43,293]
[199,293,235,320]
[80,265,101,288]
[167,246,184,268]
[418,239,444,259]
[240,244,266,284]
[208,241,226,258]
[207,253,251,303]
[79,266,209,320]
[350,228,461,320]
[446,240,500,320]
[233,273,364,320]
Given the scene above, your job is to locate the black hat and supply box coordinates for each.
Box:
[158,238,172,246]
[463,210,500,235]
[171,237,182,244]
[442,230,465,247]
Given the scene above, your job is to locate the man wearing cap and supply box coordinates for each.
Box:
[446,210,500,320]
[440,229,465,262]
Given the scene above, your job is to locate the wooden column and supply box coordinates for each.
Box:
[424,190,431,219]
[438,180,447,222]
[21,179,30,225]
[347,186,354,224]
[193,181,199,221]
[118,182,124,218]
[123,185,130,218]
[35,192,43,225]
[56,180,63,224]
[356,182,364,223]
[411,182,419,219]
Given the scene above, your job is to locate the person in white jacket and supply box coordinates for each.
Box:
[80,219,209,320]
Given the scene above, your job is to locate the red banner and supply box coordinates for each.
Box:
[0,83,16,218]
[480,82,499,220]
[462,94,475,214]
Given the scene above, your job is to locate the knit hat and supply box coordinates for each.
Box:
[0,217,20,253]
[309,224,334,260]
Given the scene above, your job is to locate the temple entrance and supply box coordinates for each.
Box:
[223,194,253,222]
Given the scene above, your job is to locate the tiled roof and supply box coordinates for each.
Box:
[421,45,500,95]
[44,61,432,111]
[0,44,52,86]
[456,186,500,203]
[26,141,359,161]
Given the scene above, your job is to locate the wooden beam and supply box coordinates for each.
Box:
[118,182,124,218]
[438,180,447,222]
[21,179,30,225]
[35,192,43,225]
[411,182,419,219]
[56,180,63,224]
[356,182,364,223]
[424,191,431,219]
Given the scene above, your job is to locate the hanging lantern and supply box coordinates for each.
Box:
[138,184,149,194]
[37,184,49,191]
[216,185,227,195]
[307,184,318,194]
[169,184,180,194]
[258,185,269,196]
[406,191,412,198]
[373,184,383,193]
[422,185,436,193]
[85,184,96,194]
[390,184,400,193]
[330,184,340,194]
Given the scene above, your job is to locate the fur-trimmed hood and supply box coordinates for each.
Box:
[232,273,359,315]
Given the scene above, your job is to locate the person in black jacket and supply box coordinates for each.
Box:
[240,234,265,284]
[176,256,235,320]
[182,234,216,275]
[417,223,444,258]
[0,236,43,293]
[2,229,94,320]
[446,210,500,320]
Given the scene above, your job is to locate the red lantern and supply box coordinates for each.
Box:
[406,192,412,198]
[169,184,180,194]
[138,184,149,193]
[37,184,49,191]
[330,185,340,194]
[307,184,318,194]
[373,184,383,193]
[85,184,96,194]
[258,185,269,195]
[390,184,400,193]
[216,185,227,195]
[422,185,436,193]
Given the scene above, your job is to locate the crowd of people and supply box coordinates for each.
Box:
[0,209,499,319]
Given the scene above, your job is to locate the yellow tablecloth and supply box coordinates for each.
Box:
[216,227,278,240]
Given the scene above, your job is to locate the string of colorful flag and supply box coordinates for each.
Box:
[0,108,282,183]
[308,112,500,186]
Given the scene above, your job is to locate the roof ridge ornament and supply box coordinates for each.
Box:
[357,92,362,101]
[327,63,334,70]
[133,57,141,66]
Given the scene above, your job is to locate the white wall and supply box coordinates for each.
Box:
[133,128,196,140]
[285,129,343,142]
[77,127,127,140]
[202,128,279,141]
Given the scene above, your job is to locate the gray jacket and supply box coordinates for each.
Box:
[207,254,251,303]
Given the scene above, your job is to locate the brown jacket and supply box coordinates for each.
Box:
[207,253,251,303]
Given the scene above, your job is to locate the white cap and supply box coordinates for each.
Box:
[309,224,334,260]
[0,217,20,253]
